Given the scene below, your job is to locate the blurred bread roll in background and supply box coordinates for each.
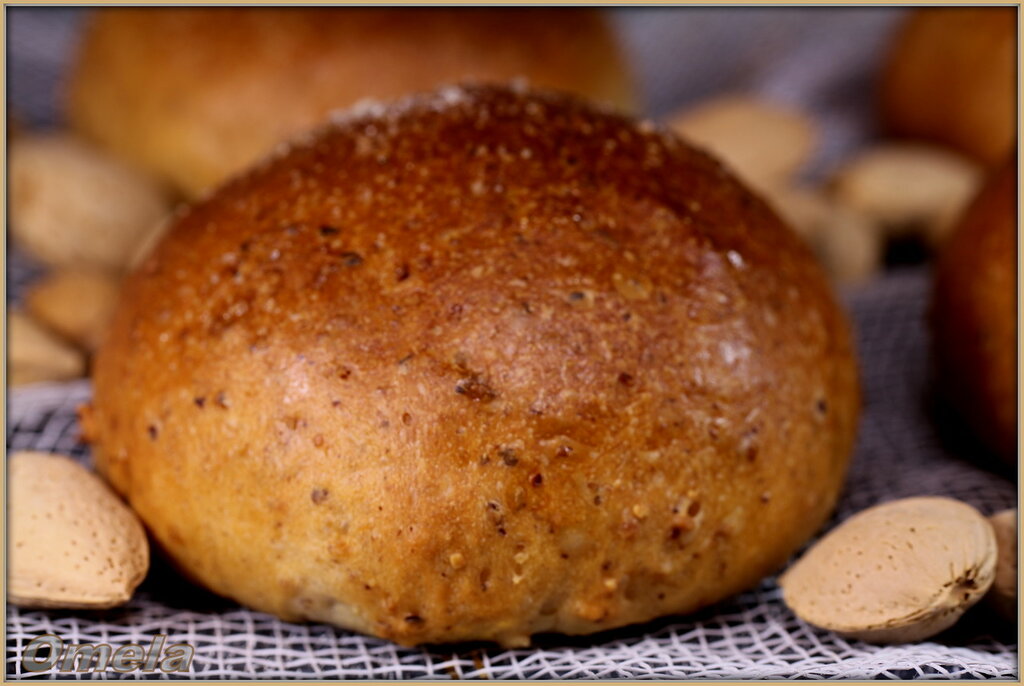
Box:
[931,157,1017,465]
[881,7,1015,166]
[68,7,636,197]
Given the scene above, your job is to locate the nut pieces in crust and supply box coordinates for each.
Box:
[86,84,859,647]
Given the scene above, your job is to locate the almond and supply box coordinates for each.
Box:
[9,133,171,270]
[780,496,996,643]
[26,268,122,351]
[831,144,982,248]
[667,95,818,191]
[8,452,149,609]
[8,311,86,386]
[986,508,1016,621]
[767,185,882,285]
[814,203,883,286]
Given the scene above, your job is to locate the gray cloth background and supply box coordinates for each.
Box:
[5,7,1017,680]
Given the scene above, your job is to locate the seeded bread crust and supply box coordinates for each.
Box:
[85,85,859,647]
[67,7,636,198]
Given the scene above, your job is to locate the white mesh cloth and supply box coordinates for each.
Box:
[5,271,1017,679]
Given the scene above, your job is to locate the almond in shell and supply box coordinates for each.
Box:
[667,95,818,191]
[9,133,171,270]
[780,496,996,643]
[986,508,1017,621]
[831,144,982,248]
[8,452,149,609]
[8,311,86,386]
[26,268,122,352]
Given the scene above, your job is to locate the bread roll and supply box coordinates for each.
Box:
[67,7,636,198]
[881,8,1015,165]
[932,158,1017,464]
[85,85,859,647]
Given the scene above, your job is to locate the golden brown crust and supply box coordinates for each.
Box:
[67,7,636,198]
[88,85,859,647]
[881,8,1016,166]
[932,157,1017,464]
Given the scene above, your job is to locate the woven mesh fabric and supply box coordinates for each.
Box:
[5,271,1018,680]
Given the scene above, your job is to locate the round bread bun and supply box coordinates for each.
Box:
[67,7,636,198]
[932,157,1017,464]
[880,7,1015,166]
[84,85,860,647]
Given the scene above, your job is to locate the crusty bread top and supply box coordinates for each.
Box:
[89,85,859,646]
